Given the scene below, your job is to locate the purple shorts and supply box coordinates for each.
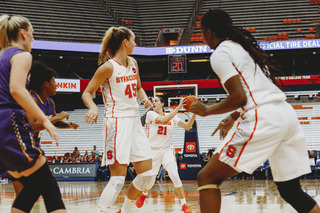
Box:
[0,108,44,176]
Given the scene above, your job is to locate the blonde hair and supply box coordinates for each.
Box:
[98,26,132,65]
[0,14,30,50]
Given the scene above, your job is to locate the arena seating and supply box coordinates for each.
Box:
[191,0,320,44]
[41,101,320,156]
[0,0,117,43]
[2,0,319,45]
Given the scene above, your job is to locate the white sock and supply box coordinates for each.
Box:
[180,198,186,206]
[97,176,125,212]
[121,197,136,213]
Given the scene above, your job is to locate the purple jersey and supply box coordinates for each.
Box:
[0,47,44,178]
[31,92,54,142]
[0,47,25,108]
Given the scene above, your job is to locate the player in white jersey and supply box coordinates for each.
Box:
[82,26,154,213]
[190,8,320,213]
[135,96,196,213]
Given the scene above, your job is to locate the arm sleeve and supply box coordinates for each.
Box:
[210,45,238,85]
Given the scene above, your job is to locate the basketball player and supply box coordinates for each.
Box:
[135,96,196,213]
[9,61,79,198]
[0,15,66,212]
[82,26,154,213]
[190,8,320,213]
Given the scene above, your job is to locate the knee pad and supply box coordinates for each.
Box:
[132,170,155,191]
[98,176,125,211]
[276,178,316,213]
[165,162,182,188]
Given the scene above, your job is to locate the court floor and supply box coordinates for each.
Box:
[1,179,320,212]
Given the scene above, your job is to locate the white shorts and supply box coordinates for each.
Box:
[150,145,176,175]
[101,116,152,166]
[216,101,311,182]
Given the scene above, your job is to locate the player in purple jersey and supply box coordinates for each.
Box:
[0,15,65,212]
[11,61,79,198]
[27,61,79,141]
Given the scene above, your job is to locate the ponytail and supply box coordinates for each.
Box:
[98,26,132,65]
[0,15,11,50]
[225,25,282,84]
[0,14,30,51]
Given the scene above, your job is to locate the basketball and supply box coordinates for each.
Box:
[183,96,198,112]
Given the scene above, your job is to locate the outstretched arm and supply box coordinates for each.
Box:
[177,113,197,130]
[155,99,185,124]
[190,75,247,116]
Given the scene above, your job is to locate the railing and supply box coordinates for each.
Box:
[99,0,122,26]
[180,0,204,45]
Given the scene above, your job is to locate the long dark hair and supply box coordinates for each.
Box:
[201,8,282,85]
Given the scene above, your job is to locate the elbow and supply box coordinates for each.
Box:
[10,87,20,99]
[231,93,247,109]
[238,94,247,107]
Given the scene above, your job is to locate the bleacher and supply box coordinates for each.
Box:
[191,0,320,44]
[0,0,117,43]
[41,101,320,157]
[132,0,197,46]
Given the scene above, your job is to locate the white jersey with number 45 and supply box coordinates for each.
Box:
[101,57,139,118]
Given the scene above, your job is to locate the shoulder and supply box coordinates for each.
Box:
[11,51,32,64]
[128,56,137,64]
[48,97,55,105]
[31,94,38,103]
[96,60,114,78]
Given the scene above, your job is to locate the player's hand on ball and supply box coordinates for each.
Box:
[211,115,235,140]
[190,101,208,116]
[178,98,186,110]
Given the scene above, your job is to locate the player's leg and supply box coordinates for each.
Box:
[275,178,319,213]
[197,153,238,213]
[136,149,161,208]
[98,117,128,212]
[270,102,320,213]
[119,116,154,212]
[98,162,127,212]
[119,159,153,212]
[165,161,192,213]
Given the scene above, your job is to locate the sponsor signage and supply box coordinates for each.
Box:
[183,154,198,158]
[48,163,97,178]
[180,163,187,170]
[56,79,80,92]
[185,142,196,153]
[33,39,320,56]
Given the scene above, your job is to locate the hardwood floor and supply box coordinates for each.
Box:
[1,179,319,212]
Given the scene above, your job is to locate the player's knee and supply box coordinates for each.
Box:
[197,169,222,187]
[132,170,155,191]
[197,169,213,186]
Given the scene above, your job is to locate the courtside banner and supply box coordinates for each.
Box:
[33,39,320,56]
[48,163,98,180]
[56,79,80,92]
